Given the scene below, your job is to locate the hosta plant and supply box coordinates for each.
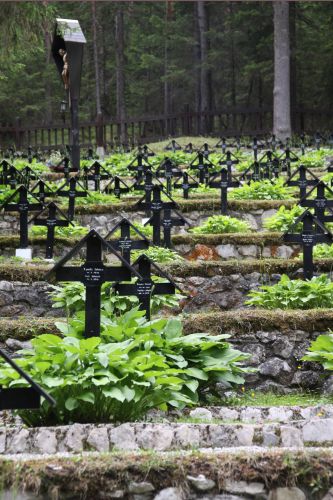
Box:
[263,205,304,232]
[31,222,88,238]
[313,243,333,259]
[246,274,333,310]
[230,180,294,200]
[131,246,183,264]
[191,215,251,234]
[302,333,333,370]
[0,309,251,425]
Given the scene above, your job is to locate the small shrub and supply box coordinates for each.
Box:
[191,215,251,234]
[31,222,88,238]
[313,243,333,259]
[0,309,251,425]
[131,246,183,264]
[231,180,294,200]
[246,274,333,310]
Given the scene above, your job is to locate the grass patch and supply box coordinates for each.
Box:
[224,391,333,407]
[173,231,283,246]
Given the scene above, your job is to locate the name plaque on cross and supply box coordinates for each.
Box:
[136,279,153,296]
[83,264,105,285]
[301,233,314,246]
[47,218,57,227]
[18,203,29,211]
[118,238,133,250]
[315,199,327,209]
[163,218,173,228]
[151,201,163,211]
[69,190,76,198]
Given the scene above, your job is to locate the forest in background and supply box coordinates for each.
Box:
[0,1,333,131]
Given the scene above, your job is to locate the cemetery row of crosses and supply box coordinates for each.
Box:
[3,17,333,498]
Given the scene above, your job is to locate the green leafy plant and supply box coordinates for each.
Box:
[313,243,333,259]
[263,205,304,232]
[0,309,251,425]
[131,246,183,264]
[246,274,333,310]
[231,180,294,200]
[50,279,184,317]
[302,333,333,370]
[31,222,88,238]
[191,215,251,234]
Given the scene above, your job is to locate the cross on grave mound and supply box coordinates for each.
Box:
[277,148,299,176]
[138,145,155,160]
[218,151,239,181]
[114,254,182,320]
[128,153,152,180]
[173,171,199,199]
[299,181,333,224]
[45,230,140,337]
[209,168,240,215]
[103,175,131,198]
[0,348,55,410]
[283,210,333,280]
[0,160,13,184]
[247,137,265,160]
[136,184,178,246]
[240,161,268,183]
[164,139,182,152]
[1,185,42,249]
[199,143,215,158]
[190,152,217,185]
[258,150,280,179]
[20,166,38,188]
[156,158,182,195]
[30,179,56,205]
[82,161,111,191]
[105,218,150,264]
[184,142,194,154]
[132,170,163,216]
[29,201,73,259]
[158,207,188,248]
[0,164,24,190]
[56,176,87,220]
[284,164,320,199]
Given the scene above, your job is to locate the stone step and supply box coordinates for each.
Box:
[1,447,333,499]
[3,418,333,456]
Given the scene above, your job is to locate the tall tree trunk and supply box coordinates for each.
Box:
[197,0,209,134]
[289,1,297,132]
[164,2,171,136]
[92,1,103,151]
[273,1,291,140]
[194,4,201,135]
[43,27,52,125]
[115,7,127,144]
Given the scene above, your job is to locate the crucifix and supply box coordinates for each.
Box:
[82,161,111,191]
[173,171,199,199]
[284,165,320,199]
[136,185,178,246]
[283,210,332,280]
[30,179,55,205]
[299,181,333,224]
[0,348,55,411]
[114,254,180,320]
[160,207,188,248]
[1,185,42,250]
[46,230,139,337]
[29,202,73,259]
[209,168,240,214]
[105,218,150,264]
[56,176,87,220]
[103,175,131,198]
[156,158,182,195]
[190,152,216,185]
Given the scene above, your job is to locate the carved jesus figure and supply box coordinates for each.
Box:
[59,49,69,90]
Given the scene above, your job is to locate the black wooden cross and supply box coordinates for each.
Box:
[159,207,188,248]
[0,348,55,410]
[284,165,320,199]
[136,185,178,245]
[314,131,323,151]
[215,137,227,154]
[164,139,182,152]
[105,218,150,264]
[82,161,111,191]
[218,151,239,181]
[0,160,12,184]
[140,144,155,160]
[128,153,151,180]
[258,151,280,179]
[278,148,299,176]
[156,158,182,195]
[0,164,23,190]
[209,168,240,214]
[190,152,216,184]
[184,142,194,154]
[1,185,42,248]
[30,179,55,205]
[299,181,333,224]
[283,210,332,279]
[240,161,263,183]
[29,202,73,259]
[173,171,199,199]
[200,142,214,158]
[114,254,181,320]
[21,166,38,188]
[248,136,265,161]
[103,175,131,198]
[46,230,139,337]
[56,176,87,220]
